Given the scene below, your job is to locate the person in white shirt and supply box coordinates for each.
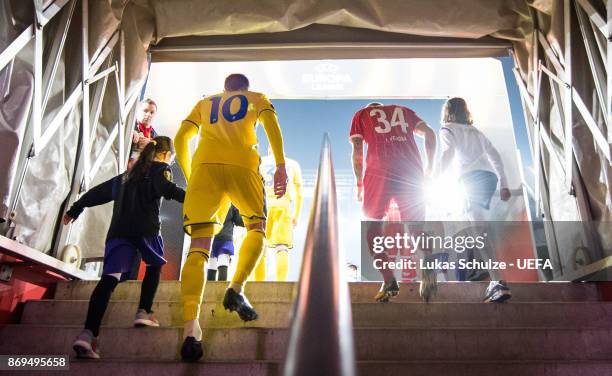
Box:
[437,97,512,303]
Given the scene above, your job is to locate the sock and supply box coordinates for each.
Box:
[276,248,289,281]
[207,269,217,281]
[253,252,266,281]
[84,274,119,337]
[231,230,265,293]
[184,319,202,341]
[217,253,231,267]
[218,266,228,281]
[180,248,209,322]
[138,264,161,313]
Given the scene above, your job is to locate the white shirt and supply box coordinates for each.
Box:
[439,122,508,188]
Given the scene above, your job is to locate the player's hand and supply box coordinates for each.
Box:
[500,188,511,202]
[356,182,364,202]
[274,164,288,198]
[292,217,298,227]
[62,214,75,225]
[132,132,140,144]
[138,137,152,150]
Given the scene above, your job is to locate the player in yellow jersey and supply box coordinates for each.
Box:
[258,152,303,281]
[174,74,287,362]
[254,149,303,281]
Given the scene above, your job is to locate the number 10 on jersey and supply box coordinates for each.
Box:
[210,95,248,124]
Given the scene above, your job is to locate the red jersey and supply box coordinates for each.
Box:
[137,122,154,138]
[349,104,423,174]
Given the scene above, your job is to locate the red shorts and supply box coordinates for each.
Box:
[362,169,425,221]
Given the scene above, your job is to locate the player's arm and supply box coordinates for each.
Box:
[350,137,364,185]
[348,110,365,201]
[174,103,201,182]
[292,164,303,226]
[437,127,455,176]
[414,121,436,176]
[63,177,117,224]
[154,166,186,203]
[350,136,364,202]
[482,136,511,201]
[258,98,287,198]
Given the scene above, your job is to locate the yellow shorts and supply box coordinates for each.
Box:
[183,163,266,236]
[266,205,293,248]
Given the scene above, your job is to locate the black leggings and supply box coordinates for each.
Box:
[84,264,161,337]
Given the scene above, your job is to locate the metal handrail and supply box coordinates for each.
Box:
[283,134,356,376]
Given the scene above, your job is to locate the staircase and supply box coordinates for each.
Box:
[1,281,612,375]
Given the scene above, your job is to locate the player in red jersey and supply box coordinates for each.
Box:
[349,102,436,302]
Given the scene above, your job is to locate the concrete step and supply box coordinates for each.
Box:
[62,360,277,376]
[44,360,612,376]
[54,281,602,303]
[358,360,612,376]
[21,300,612,329]
[22,300,292,328]
[1,326,611,361]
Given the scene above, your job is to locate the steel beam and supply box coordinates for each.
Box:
[572,87,612,161]
[575,0,606,36]
[537,31,566,76]
[0,26,33,72]
[608,0,612,142]
[513,68,536,119]
[575,1,608,123]
[88,65,116,85]
[81,0,91,189]
[37,0,70,27]
[88,65,110,147]
[31,22,43,156]
[563,0,574,193]
[38,85,82,151]
[89,123,118,179]
[88,30,119,78]
[42,0,76,114]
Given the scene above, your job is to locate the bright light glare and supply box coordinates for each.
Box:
[424,175,466,216]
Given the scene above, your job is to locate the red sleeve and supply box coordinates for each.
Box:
[349,109,364,140]
[405,108,424,133]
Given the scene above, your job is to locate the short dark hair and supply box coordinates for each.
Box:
[224,74,249,91]
[367,102,383,107]
[140,98,157,110]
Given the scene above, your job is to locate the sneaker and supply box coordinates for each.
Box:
[483,280,512,303]
[73,329,100,359]
[223,288,258,321]
[419,267,437,303]
[374,277,400,303]
[180,336,203,362]
[134,309,160,327]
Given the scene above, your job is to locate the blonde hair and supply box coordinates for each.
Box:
[441,97,473,125]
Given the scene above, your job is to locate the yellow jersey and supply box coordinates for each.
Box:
[260,155,303,210]
[183,90,276,172]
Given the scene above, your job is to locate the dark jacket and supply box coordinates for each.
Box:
[215,205,244,242]
[66,161,185,239]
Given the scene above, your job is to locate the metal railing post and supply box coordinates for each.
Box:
[283,134,355,376]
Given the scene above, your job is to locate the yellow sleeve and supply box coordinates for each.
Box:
[258,95,285,166]
[292,163,303,220]
[175,103,201,181]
